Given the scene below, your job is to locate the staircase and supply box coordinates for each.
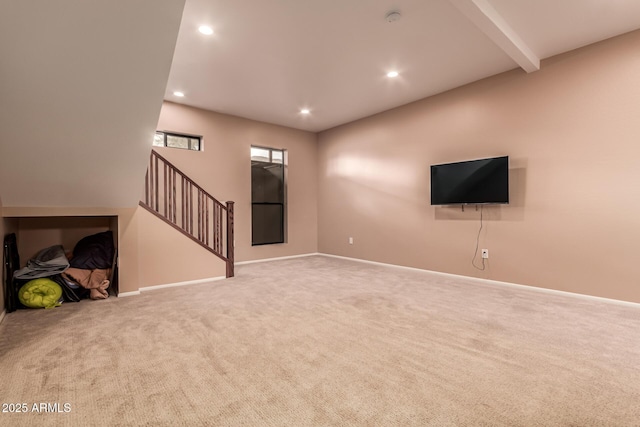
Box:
[139,150,235,277]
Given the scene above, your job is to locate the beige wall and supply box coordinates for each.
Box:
[137,207,226,287]
[156,102,318,262]
[114,208,139,294]
[0,0,185,209]
[0,198,3,311]
[318,30,640,303]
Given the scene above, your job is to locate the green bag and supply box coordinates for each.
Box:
[18,278,63,309]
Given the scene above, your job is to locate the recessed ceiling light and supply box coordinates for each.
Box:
[173,91,185,97]
[300,109,310,115]
[198,25,214,35]
[387,71,399,78]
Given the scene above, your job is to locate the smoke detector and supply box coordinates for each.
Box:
[385,11,401,23]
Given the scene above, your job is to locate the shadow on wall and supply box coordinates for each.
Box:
[15,216,115,261]
[434,164,527,222]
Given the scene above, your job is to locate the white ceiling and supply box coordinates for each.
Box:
[165,0,640,132]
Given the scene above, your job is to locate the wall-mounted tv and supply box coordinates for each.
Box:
[430,156,509,205]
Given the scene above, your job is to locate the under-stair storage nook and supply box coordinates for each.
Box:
[3,215,119,313]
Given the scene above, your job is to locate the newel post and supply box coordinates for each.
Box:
[226,201,235,278]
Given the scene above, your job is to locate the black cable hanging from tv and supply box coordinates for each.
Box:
[471,205,486,271]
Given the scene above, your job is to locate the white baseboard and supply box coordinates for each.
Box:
[0,309,5,325]
[139,276,226,293]
[117,254,318,297]
[115,252,639,308]
[319,253,640,309]
[235,252,320,266]
[117,291,141,297]
[118,276,226,297]
[117,253,317,296]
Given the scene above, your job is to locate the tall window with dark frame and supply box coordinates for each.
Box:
[251,146,286,246]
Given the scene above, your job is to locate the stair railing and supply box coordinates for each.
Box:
[140,149,234,277]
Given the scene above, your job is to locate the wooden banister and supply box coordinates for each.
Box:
[140,150,234,277]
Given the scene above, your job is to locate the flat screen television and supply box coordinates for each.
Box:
[430,156,509,205]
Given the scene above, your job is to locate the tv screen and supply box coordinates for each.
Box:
[430,156,509,205]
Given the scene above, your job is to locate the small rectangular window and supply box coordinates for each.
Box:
[154,131,202,151]
[271,150,283,164]
[251,147,270,162]
[153,132,165,147]
[167,134,189,149]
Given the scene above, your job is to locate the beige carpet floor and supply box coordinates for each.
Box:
[1,255,639,426]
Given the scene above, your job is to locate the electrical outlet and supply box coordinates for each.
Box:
[349,237,354,245]
[481,249,489,259]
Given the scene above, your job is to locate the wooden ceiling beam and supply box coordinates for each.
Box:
[448,0,540,72]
